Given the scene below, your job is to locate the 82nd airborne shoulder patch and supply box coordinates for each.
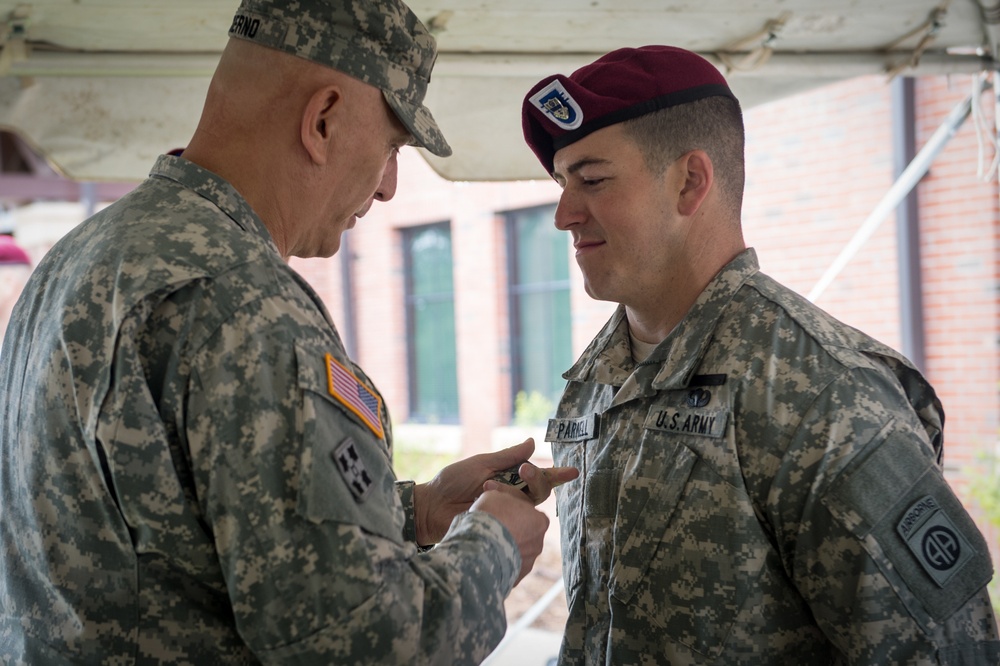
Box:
[897,495,975,587]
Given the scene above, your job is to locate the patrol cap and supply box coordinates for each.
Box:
[522,45,737,173]
[229,0,452,157]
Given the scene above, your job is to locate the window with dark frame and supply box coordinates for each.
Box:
[402,222,460,423]
[506,204,572,422]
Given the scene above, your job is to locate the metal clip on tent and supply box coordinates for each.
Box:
[715,12,791,74]
[0,5,30,77]
[885,1,953,80]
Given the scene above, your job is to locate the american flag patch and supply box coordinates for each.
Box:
[325,354,384,439]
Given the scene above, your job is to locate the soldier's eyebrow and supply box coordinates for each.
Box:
[553,157,611,186]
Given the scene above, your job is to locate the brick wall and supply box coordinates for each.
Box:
[743,76,901,350]
[916,76,1000,481]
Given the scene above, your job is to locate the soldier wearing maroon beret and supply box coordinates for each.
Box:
[523,45,1000,664]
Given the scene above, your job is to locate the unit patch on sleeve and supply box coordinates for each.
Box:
[333,437,373,502]
[896,495,975,587]
[325,353,384,440]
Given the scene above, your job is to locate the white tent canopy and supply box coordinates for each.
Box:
[0,0,996,182]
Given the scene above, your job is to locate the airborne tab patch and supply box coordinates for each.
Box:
[897,495,975,587]
[325,354,384,440]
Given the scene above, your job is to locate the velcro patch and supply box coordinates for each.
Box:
[325,354,384,440]
[644,406,728,439]
[897,495,975,587]
[333,437,373,503]
[492,464,529,492]
[546,414,598,442]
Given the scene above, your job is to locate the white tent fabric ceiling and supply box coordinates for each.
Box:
[0,0,995,182]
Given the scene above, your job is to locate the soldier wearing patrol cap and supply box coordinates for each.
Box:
[522,45,1000,664]
[0,0,578,663]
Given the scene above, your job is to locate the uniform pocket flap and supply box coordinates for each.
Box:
[610,442,699,603]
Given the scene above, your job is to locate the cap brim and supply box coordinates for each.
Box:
[383,90,452,158]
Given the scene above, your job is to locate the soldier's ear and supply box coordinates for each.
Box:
[675,149,713,217]
[301,85,343,166]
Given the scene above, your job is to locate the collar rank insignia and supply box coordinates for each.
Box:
[529,80,584,130]
[325,353,385,440]
[334,437,373,502]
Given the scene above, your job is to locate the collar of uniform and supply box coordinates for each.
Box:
[562,248,761,388]
[562,305,634,385]
[647,248,760,389]
[149,154,281,258]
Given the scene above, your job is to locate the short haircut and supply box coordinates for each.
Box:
[621,95,746,218]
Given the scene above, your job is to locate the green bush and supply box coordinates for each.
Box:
[513,390,555,427]
[968,451,1000,528]
[966,448,1000,613]
[392,446,457,484]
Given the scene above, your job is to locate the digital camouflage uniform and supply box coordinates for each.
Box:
[546,249,999,665]
[0,156,518,665]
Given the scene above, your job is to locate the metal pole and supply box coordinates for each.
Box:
[79,181,97,218]
[340,232,357,359]
[891,77,927,372]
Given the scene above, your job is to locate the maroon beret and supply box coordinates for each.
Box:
[0,235,30,266]
[521,45,737,173]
